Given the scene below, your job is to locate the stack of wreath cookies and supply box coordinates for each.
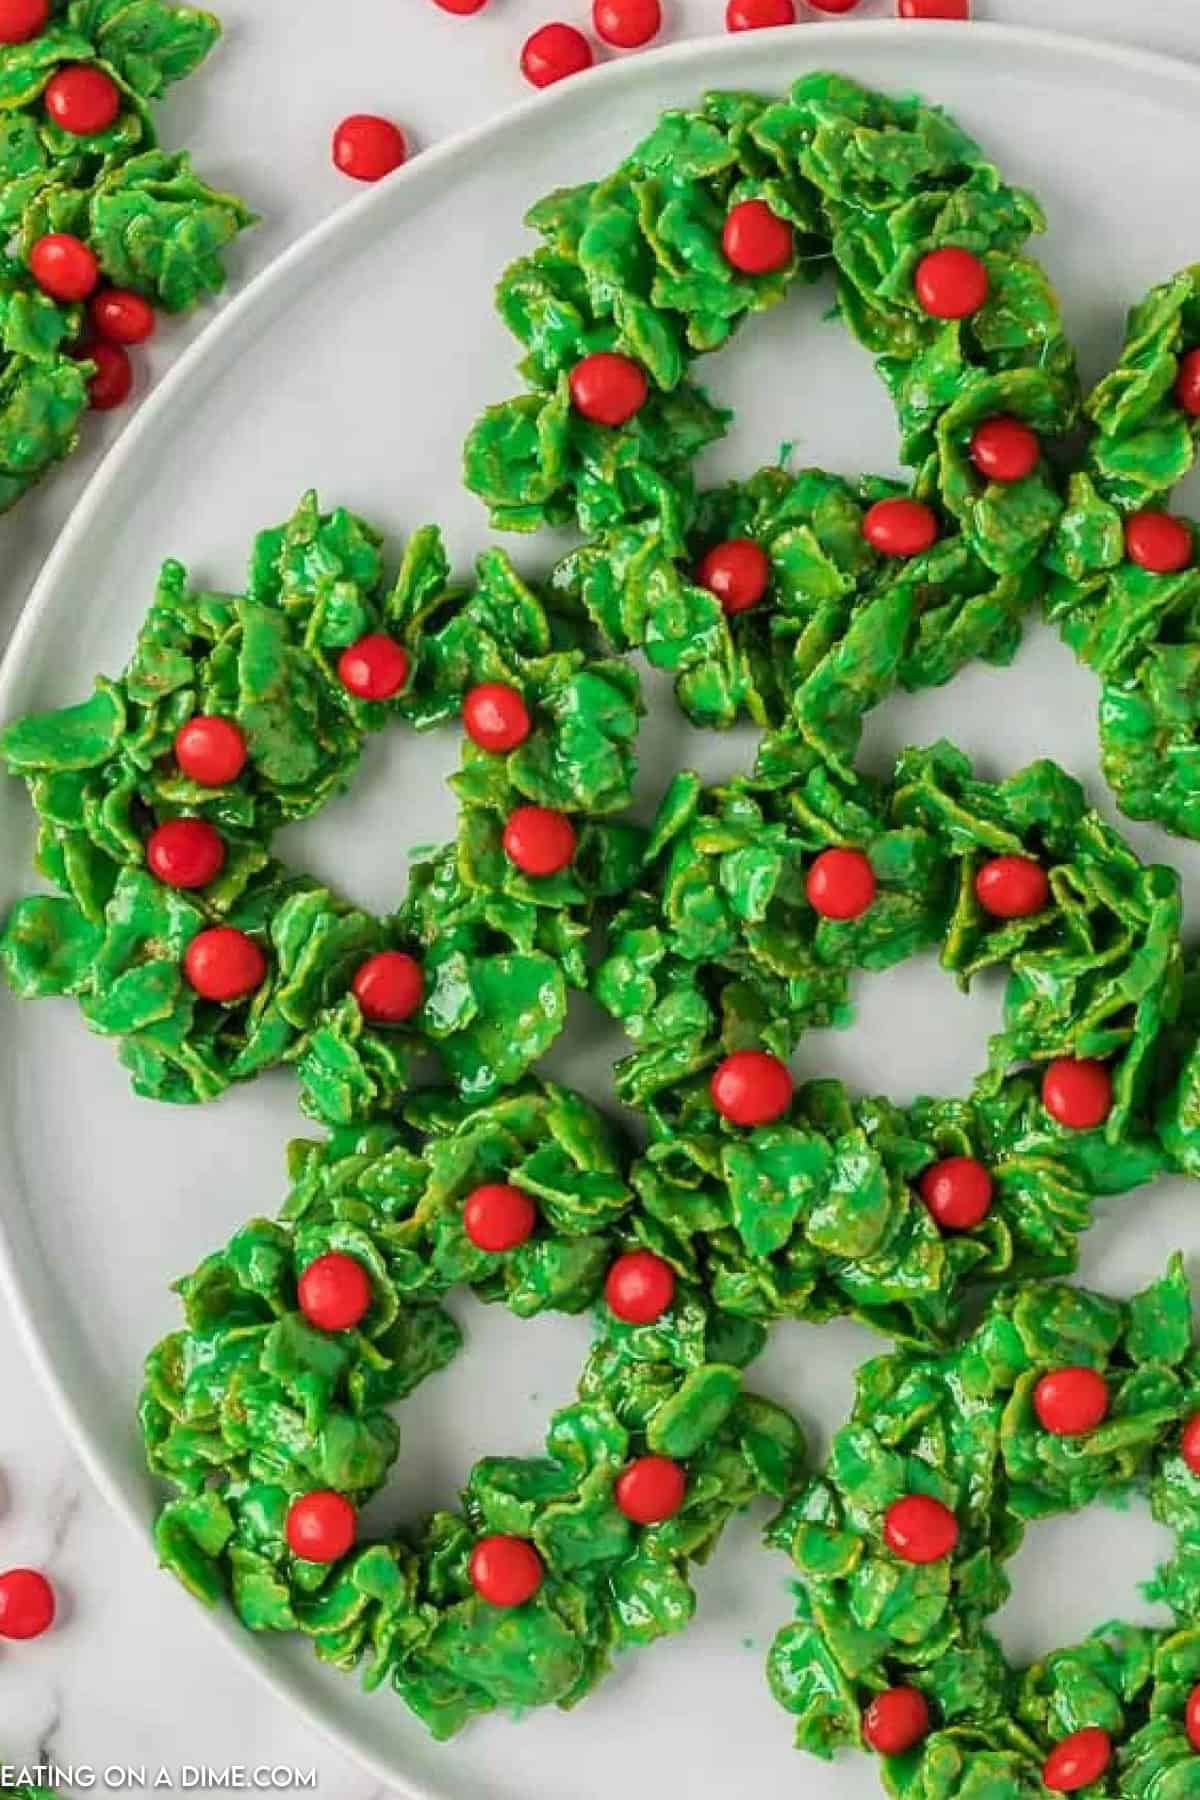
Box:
[8,69,1200,1800]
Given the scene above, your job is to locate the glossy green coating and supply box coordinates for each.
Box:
[0,269,88,509]
[1,493,645,1108]
[593,742,1176,1338]
[28,70,1200,1768]
[1045,269,1200,845]
[1,1777,58,1800]
[467,76,1080,748]
[140,1082,806,1736]
[766,1259,1200,1774]
[0,0,254,509]
[466,74,1078,573]
[553,463,1044,740]
[877,1623,1200,1798]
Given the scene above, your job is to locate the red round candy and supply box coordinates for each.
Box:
[89,287,155,345]
[332,114,407,182]
[87,340,132,411]
[919,1157,993,1231]
[1125,510,1193,574]
[722,200,794,275]
[1181,1412,1200,1475]
[1033,1366,1110,1437]
[1185,1683,1200,1752]
[285,1491,356,1564]
[975,854,1049,919]
[914,246,989,320]
[146,818,225,890]
[0,0,48,43]
[463,1182,537,1253]
[593,0,660,45]
[521,21,593,87]
[862,1686,930,1756]
[502,805,577,876]
[337,634,409,701]
[883,1495,958,1565]
[174,716,247,786]
[298,1253,372,1332]
[569,351,647,426]
[434,0,488,10]
[806,847,876,921]
[899,0,969,14]
[969,416,1040,483]
[697,538,770,613]
[710,1050,793,1127]
[469,1535,543,1607]
[463,682,531,752]
[605,1250,675,1324]
[1041,1059,1112,1131]
[28,232,98,302]
[44,65,120,135]
[615,1456,687,1525]
[184,927,267,1003]
[0,1568,56,1640]
[1042,1728,1112,1794]
[1175,349,1200,416]
[863,497,939,557]
[726,0,795,25]
[352,950,423,1024]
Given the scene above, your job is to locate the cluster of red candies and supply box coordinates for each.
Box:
[0,0,153,411]
[145,666,580,1008]
[329,0,971,184]
[283,1229,686,1604]
[485,0,969,93]
[860,1411,1200,1787]
[709,834,1110,1186]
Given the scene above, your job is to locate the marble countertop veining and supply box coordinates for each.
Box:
[3,1,1200,1794]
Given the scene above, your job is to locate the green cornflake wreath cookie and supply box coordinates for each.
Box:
[0,0,255,510]
[468,73,1079,743]
[0,66,1195,1773]
[1045,266,1200,846]
[765,1256,1200,1793]
[0,491,645,1111]
[596,740,1179,1341]
[140,1080,804,1737]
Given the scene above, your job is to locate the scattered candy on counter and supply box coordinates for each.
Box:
[331,112,408,180]
[593,0,661,47]
[0,1566,56,1640]
[521,19,594,85]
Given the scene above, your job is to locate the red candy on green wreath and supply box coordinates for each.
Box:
[2,68,1200,1793]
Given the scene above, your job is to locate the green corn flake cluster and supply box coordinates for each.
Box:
[466,73,1077,557]
[0,493,647,1107]
[140,1083,805,1736]
[1,1777,58,1800]
[766,1259,1200,1774]
[0,0,255,510]
[467,74,1078,740]
[0,69,1196,1776]
[553,458,1051,744]
[1046,268,1200,845]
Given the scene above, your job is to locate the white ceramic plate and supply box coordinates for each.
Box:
[5,21,1200,1799]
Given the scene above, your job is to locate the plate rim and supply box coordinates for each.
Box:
[3,18,1200,1794]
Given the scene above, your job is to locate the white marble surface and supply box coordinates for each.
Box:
[4,1,1200,1794]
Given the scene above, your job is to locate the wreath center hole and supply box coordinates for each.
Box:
[271,721,463,918]
[357,1299,593,1539]
[787,950,1005,1108]
[989,1495,1174,1669]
